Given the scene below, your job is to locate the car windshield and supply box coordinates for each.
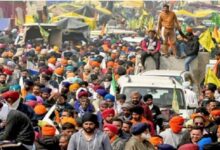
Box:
[123,87,185,109]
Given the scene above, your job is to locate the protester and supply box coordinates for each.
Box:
[67,113,112,150]
[35,124,60,150]
[0,108,35,150]
[184,31,200,71]
[103,124,125,150]
[0,3,218,150]
[125,123,155,150]
[160,116,187,148]
[140,30,161,69]
[157,4,181,57]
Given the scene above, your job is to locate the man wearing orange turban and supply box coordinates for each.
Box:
[149,136,163,147]
[160,116,187,148]
[35,124,59,149]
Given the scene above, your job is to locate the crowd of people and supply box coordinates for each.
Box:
[0,3,219,150]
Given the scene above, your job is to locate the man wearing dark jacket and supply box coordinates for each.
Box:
[184,32,200,71]
[0,109,35,150]
[35,125,60,150]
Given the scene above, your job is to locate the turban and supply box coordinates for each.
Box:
[69,83,80,92]
[48,57,56,65]
[24,100,38,109]
[2,91,19,103]
[82,113,98,126]
[65,65,74,71]
[102,109,115,119]
[185,119,194,128]
[34,104,47,115]
[62,82,71,88]
[178,144,199,150]
[90,61,100,68]
[53,46,59,52]
[111,53,117,60]
[104,94,115,102]
[61,58,68,66]
[35,46,41,52]
[61,117,77,126]
[131,123,149,135]
[130,106,144,115]
[25,94,37,101]
[104,124,118,135]
[186,27,193,33]
[42,125,56,136]
[54,67,64,76]
[41,87,52,94]
[149,136,163,146]
[169,116,184,134]
[191,113,206,121]
[96,89,108,97]
[211,109,220,116]
[93,85,104,91]
[107,61,114,68]
[2,68,13,75]
[158,144,175,150]
[9,84,21,91]
[78,91,89,98]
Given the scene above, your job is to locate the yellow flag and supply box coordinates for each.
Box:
[148,17,154,30]
[205,68,220,87]
[213,26,220,43]
[172,86,179,114]
[199,29,215,52]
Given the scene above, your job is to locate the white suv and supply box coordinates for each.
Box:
[117,75,195,119]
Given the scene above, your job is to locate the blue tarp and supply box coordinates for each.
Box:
[0,18,11,31]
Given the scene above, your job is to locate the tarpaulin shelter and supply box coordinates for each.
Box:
[0,18,11,31]
[23,18,89,47]
[175,9,216,18]
[55,18,89,41]
[50,12,96,30]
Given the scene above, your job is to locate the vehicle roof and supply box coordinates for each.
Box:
[140,70,188,76]
[118,75,183,89]
[122,37,144,43]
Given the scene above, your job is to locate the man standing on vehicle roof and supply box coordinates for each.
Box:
[157,4,181,57]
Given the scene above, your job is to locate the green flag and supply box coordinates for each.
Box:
[110,74,117,96]
[172,85,179,114]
